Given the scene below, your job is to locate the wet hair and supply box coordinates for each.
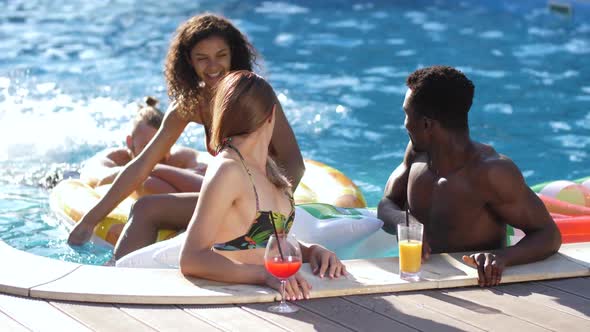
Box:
[164,13,258,121]
[211,71,289,189]
[133,96,163,130]
[406,66,474,130]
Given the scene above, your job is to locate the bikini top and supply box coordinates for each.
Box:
[214,143,295,251]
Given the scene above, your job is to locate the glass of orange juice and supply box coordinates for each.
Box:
[397,223,423,281]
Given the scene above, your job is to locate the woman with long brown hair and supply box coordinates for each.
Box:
[178,71,345,299]
[68,14,305,256]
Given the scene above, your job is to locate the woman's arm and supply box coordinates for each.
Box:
[270,101,305,189]
[68,107,189,245]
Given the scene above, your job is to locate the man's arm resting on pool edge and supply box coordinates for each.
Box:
[462,158,562,287]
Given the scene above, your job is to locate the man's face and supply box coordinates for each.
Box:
[402,88,428,152]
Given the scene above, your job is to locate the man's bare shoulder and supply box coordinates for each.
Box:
[384,141,424,198]
[474,143,518,174]
[472,143,525,200]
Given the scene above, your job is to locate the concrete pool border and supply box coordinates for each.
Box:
[0,240,588,304]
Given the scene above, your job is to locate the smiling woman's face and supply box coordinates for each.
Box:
[189,35,232,89]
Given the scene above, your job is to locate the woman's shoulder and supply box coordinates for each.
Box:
[206,154,247,182]
[199,155,250,202]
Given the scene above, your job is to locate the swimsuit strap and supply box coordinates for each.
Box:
[223,143,260,211]
[284,190,295,217]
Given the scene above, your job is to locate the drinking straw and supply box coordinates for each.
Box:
[270,215,285,260]
[406,208,410,227]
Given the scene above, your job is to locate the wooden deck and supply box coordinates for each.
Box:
[2,277,589,331]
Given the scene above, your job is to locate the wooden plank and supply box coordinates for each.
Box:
[498,282,590,320]
[440,288,590,331]
[242,302,351,332]
[50,301,156,332]
[0,293,91,331]
[346,293,485,332]
[540,277,590,299]
[118,304,221,331]
[297,297,418,332]
[395,290,550,332]
[0,309,30,332]
[183,305,287,331]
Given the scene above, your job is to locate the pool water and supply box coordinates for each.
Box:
[1,0,589,265]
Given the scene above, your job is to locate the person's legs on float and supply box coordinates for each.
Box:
[114,192,198,259]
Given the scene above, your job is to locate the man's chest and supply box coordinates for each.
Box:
[407,161,486,226]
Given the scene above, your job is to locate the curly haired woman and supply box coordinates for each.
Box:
[68,14,305,259]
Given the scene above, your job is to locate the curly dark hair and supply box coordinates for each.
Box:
[406,66,474,130]
[164,13,258,120]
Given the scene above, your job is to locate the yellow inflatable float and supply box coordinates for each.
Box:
[51,159,367,246]
[50,180,176,246]
[294,159,367,208]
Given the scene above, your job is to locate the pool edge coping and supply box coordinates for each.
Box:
[0,240,588,304]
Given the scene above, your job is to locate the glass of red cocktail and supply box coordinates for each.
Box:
[264,233,302,313]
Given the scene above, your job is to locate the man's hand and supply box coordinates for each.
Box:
[67,220,95,245]
[308,245,347,279]
[462,253,506,287]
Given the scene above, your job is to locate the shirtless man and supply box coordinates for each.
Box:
[80,97,206,197]
[378,66,561,287]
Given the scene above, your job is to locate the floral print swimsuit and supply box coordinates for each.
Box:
[214,144,295,251]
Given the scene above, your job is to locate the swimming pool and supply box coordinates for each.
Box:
[1,0,589,265]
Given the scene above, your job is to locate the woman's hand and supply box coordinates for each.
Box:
[67,217,96,245]
[265,271,312,300]
[308,245,347,279]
